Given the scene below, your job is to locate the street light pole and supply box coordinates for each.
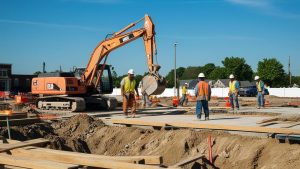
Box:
[174,42,178,97]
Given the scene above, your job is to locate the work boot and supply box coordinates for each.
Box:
[236,107,240,110]
[196,115,201,120]
[205,117,209,121]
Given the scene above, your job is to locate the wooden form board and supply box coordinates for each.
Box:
[0,118,41,127]
[10,146,162,165]
[108,119,300,135]
[0,154,79,169]
[0,138,49,153]
[256,117,279,124]
[281,122,300,128]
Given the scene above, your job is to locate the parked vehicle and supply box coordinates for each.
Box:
[239,86,269,97]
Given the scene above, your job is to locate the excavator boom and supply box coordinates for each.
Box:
[82,14,165,95]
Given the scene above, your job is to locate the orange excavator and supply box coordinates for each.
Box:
[31,14,166,112]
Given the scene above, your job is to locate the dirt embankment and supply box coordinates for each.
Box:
[1,114,300,169]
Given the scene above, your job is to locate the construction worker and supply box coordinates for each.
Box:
[139,81,151,108]
[255,75,265,109]
[228,74,240,110]
[194,73,211,120]
[121,69,139,117]
[180,83,188,106]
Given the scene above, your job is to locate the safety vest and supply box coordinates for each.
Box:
[182,86,187,95]
[256,81,262,92]
[229,80,237,93]
[197,81,209,99]
[124,77,136,94]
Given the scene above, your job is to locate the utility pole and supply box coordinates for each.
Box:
[288,56,291,87]
[174,42,178,97]
[43,62,46,73]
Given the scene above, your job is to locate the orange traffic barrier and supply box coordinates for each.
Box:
[15,94,36,104]
[172,96,179,107]
[224,97,231,108]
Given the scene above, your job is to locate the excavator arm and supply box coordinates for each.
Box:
[82,14,165,95]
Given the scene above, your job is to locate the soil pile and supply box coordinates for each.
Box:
[1,114,300,168]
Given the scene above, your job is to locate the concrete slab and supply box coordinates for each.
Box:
[55,106,300,136]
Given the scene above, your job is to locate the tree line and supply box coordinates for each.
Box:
[164,57,300,88]
[34,57,300,88]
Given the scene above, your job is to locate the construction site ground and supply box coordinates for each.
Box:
[1,96,300,168]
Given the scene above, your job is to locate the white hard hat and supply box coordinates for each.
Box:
[198,73,205,78]
[229,74,234,79]
[128,69,135,75]
[185,82,188,85]
[254,76,260,80]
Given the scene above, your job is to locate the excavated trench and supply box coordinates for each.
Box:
[1,114,300,169]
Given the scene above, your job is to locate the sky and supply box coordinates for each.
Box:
[1,0,300,76]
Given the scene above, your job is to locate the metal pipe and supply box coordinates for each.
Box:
[174,42,178,97]
[6,116,11,140]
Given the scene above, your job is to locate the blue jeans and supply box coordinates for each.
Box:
[229,93,239,108]
[195,100,209,119]
[180,94,186,106]
[257,92,264,107]
[142,94,151,107]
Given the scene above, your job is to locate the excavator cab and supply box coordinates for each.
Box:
[74,64,113,95]
[97,65,113,94]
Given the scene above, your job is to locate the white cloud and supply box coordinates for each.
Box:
[160,34,262,41]
[225,0,300,19]
[62,0,126,4]
[226,0,270,8]
[0,19,98,31]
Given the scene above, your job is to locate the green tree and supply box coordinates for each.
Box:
[257,58,285,87]
[208,67,227,80]
[112,70,120,88]
[165,67,186,88]
[200,63,216,77]
[180,66,201,80]
[222,56,253,81]
[33,71,42,76]
[292,76,300,86]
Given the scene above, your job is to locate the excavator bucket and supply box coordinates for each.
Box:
[141,75,166,95]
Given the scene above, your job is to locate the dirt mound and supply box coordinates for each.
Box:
[0,122,54,141]
[1,114,300,168]
[51,114,105,153]
[53,114,105,138]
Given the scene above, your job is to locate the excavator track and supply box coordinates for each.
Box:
[35,95,118,113]
[36,96,86,112]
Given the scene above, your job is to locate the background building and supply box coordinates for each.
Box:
[0,63,36,93]
[0,63,12,91]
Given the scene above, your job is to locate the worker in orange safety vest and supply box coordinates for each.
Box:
[194,73,211,120]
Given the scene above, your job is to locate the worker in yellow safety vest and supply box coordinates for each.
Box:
[180,83,188,106]
[228,74,240,110]
[255,75,265,109]
[194,73,211,120]
[121,69,139,118]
